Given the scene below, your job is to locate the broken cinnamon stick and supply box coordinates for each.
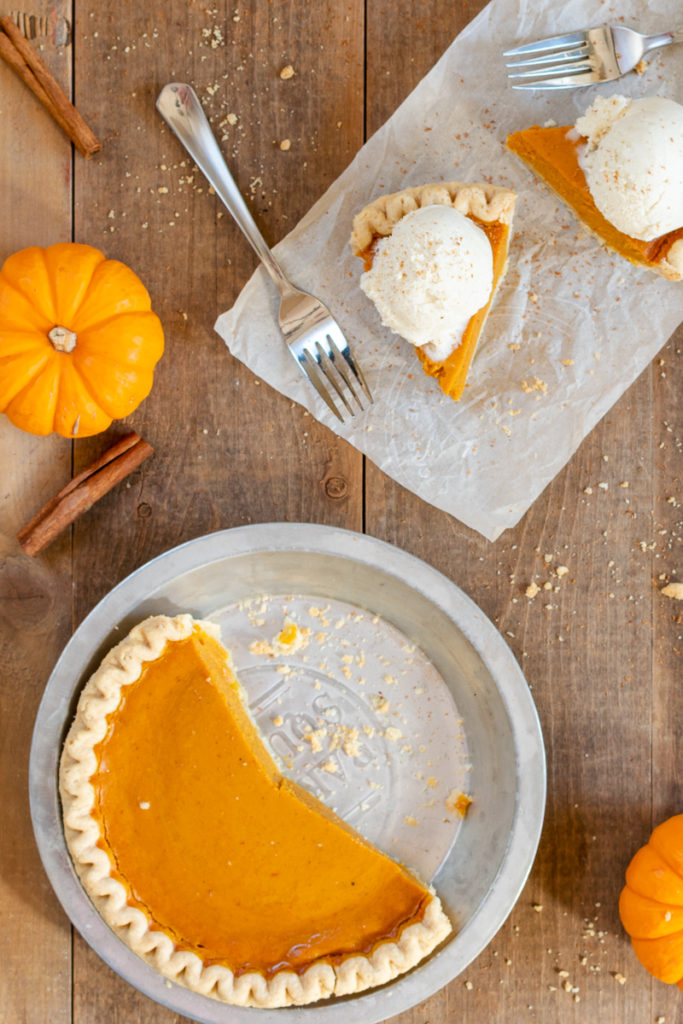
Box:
[0,15,101,157]
[17,432,153,557]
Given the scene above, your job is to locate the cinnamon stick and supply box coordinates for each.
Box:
[17,432,153,557]
[0,15,101,157]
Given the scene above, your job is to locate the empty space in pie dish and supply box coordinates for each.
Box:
[208,593,470,882]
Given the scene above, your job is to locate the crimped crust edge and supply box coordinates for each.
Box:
[350,180,517,255]
[59,613,452,1008]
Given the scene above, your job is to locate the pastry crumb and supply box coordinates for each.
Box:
[445,790,471,817]
[526,582,540,598]
[279,64,295,79]
[661,582,683,599]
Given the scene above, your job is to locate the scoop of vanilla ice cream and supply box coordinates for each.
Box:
[575,95,683,241]
[360,204,493,361]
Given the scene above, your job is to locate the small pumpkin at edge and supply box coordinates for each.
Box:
[619,814,683,988]
[0,242,164,438]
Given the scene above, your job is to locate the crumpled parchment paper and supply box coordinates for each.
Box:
[215,0,683,541]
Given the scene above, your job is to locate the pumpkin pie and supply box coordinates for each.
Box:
[351,182,517,400]
[60,614,451,1008]
[506,123,683,281]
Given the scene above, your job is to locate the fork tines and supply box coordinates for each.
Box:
[504,29,606,89]
[296,324,372,423]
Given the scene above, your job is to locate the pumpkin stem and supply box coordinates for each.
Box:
[48,325,77,353]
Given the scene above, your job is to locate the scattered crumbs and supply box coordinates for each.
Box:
[634,58,647,74]
[613,972,626,985]
[250,619,311,657]
[598,481,609,491]
[138,801,150,810]
[403,815,418,827]
[556,565,569,577]
[384,726,403,742]
[363,724,375,738]
[619,480,630,488]
[464,980,473,990]
[508,343,520,351]
[426,776,438,789]
[526,582,540,598]
[320,759,338,774]
[446,790,471,817]
[279,63,295,79]
[584,486,593,494]
[272,715,284,727]
[303,728,326,753]
[369,694,390,714]
[521,377,548,394]
[279,138,291,151]
[533,903,543,913]
[561,358,574,366]
[661,582,683,600]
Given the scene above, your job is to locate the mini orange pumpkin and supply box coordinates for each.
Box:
[619,814,683,988]
[0,242,164,437]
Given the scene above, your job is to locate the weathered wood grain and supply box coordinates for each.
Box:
[363,3,682,1024]
[2,0,681,1022]
[0,4,74,1022]
[69,1,364,1020]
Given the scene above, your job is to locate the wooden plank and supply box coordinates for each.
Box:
[0,5,74,1023]
[363,2,683,1023]
[69,1,365,1019]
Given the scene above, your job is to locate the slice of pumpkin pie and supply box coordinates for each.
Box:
[506,95,683,281]
[59,614,451,1008]
[351,181,517,400]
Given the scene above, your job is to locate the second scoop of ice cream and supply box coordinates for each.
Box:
[360,205,493,362]
[575,95,683,242]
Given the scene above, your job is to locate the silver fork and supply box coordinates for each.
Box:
[505,24,683,89]
[156,83,372,422]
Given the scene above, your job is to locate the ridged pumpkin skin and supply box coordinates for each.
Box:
[0,243,164,437]
[619,815,683,989]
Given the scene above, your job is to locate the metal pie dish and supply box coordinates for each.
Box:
[30,523,546,1024]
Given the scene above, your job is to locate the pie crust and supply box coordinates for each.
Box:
[60,614,452,1008]
[506,125,683,282]
[351,181,517,400]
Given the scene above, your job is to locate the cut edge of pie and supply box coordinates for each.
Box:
[59,614,452,1009]
[505,125,683,282]
[350,181,517,401]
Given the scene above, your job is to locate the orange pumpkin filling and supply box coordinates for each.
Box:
[358,215,510,402]
[505,125,683,270]
[90,626,432,976]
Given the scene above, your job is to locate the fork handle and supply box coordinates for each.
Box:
[643,28,683,51]
[156,83,292,296]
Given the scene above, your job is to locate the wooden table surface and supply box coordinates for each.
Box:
[1,2,681,1022]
